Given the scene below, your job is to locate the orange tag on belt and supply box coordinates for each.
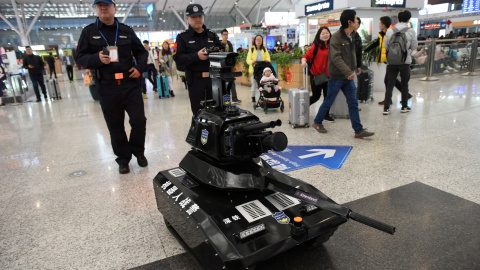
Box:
[202,72,209,78]
[115,73,124,79]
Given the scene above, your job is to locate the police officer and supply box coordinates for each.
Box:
[76,0,148,174]
[173,4,224,115]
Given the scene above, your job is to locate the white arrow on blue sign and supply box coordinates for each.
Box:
[260,145,353,172]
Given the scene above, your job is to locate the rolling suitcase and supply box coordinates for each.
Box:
[157,75,170,98]
[357,70,374,102]
[47,78,61,100]
[330,90,349,119]
[288,67,310,128]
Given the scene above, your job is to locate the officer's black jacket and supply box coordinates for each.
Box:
[173,25,224,72]
[76,17,147,74]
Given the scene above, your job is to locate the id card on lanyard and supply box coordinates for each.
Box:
[97,19,120,62]
[106,46,119,62]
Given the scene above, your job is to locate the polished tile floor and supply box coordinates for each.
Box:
[0,71,479,269]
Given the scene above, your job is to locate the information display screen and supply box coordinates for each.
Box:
[463,0,480,14]
[371,0,406,8]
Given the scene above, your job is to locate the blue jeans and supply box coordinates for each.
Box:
[29,74,47,100]
[314,79,363,133]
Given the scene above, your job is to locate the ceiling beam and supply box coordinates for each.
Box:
[270,0,282,11]
[255,0,263,24]
[170,6,188,29]
[0,13,20,35]
[162,0,168,12]
[229,0,240,14]
[26,1,47,36]
[121,2,136,23]
[207,0,217,15]
[234,4,250,24]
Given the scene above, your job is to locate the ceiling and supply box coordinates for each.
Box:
[0,0,296,23]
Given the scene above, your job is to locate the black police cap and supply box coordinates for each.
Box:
[185,4,204,17]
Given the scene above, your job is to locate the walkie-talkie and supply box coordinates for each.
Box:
[102,47,109,56]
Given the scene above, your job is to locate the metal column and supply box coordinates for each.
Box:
[462,38,479,76]
[420,40,439,81]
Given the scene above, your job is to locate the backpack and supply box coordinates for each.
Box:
[307,44,320,76]
[386,27,409,65]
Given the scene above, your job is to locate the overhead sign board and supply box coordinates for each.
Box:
[305,0,334,16]
[371,0,406,8]
[463,0,480,14]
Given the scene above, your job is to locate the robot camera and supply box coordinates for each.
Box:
[209,52,238,68]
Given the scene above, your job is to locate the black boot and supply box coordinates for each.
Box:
[252,97,255,102]
[170,90,175,97]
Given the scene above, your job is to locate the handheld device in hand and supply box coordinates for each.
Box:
[205,46,221,54]
[102,47,109,56]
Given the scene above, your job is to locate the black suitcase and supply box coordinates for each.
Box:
[89,83,100,101]
[357,70,374,102]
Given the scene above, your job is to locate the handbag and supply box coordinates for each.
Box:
[84,74,91,86]
[313,63,328,86]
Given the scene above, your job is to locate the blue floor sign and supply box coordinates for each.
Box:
[260,145,353,172]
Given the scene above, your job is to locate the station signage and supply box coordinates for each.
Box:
[371,0,406,8]
[305,0,334,16]
[463,0,480,14]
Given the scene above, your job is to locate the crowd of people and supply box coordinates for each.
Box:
[6,0,474,173]
[418,31,480,41]
[299,10,418,136]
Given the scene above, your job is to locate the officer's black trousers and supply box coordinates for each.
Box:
[98,80,147,165]
[187,77,213,115]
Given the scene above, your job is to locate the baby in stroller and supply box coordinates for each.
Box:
[259,67,282,93]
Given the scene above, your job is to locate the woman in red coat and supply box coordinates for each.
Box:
[301,27,334,122]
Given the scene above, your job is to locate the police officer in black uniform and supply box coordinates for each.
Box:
[173,4,224,115]
[75,0,148,174]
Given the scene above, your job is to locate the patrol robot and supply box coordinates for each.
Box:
[153,51,395,270]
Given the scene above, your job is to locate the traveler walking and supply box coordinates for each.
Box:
[311,9,374,138]
[301,26,335,122]
[22,46,48,102]
[62,51,75,82]
[383,10,418,115]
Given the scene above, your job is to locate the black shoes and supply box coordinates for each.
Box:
[119,164,130,174]
[252,97,255,102]
[0,103,6,106]
[401,106,411,113]
[170,91,175,97]
[137,155,148,167]
[232,99,242,103]
[324,115,335,122]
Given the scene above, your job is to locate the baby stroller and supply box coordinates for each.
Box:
[252,61,284,114]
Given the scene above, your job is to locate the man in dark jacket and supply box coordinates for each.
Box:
[311,9,374,139]
[45,53,57,79]
[22,46,48,102]
[220,29,241,103]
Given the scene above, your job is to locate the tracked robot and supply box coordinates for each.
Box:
[153,51,395,270]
